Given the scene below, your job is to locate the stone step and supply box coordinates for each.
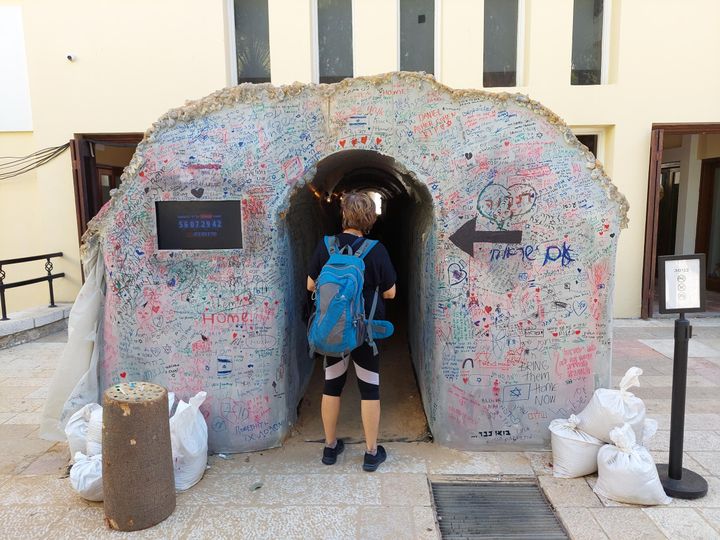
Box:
[0,303,72,349]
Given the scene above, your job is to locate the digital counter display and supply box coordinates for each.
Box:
[155,200,243,250]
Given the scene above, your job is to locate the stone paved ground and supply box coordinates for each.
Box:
[2,320,720,539]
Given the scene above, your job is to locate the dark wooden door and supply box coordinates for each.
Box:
[695,158,720,291]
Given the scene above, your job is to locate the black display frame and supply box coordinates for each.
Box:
[155,200,244,251]
[658,254,706,314]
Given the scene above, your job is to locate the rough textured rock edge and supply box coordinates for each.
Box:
[82,71,629,255]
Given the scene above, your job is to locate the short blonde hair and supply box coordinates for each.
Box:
[341,191,377,233]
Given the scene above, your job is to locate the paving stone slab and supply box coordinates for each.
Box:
[47,505,199,540]
[555,507,608,539]
[379,473,431,507]
[538,476,603,508]
[643,507,718,540]
[589,507,667,539]
[0,505,69,540]
[185,505,358,540]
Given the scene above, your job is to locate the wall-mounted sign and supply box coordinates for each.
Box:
[658,254,706,314]
[155,200,243,250]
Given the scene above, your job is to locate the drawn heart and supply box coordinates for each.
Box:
[152,305,160,313]
[339,139,346,148]
[573,300,587,316]
[447,263,467,286]
[361,135,368,144]
[351,138,358,146]
[484,306,493,314]
[477,182,537,229]
[375,137,382,144]
[191,187,204,198]
[150,347,161,356]
[120,372,127,379]
[144,187,150,193]
[465,152,473,160]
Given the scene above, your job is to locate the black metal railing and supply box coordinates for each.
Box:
[0,252,65,320]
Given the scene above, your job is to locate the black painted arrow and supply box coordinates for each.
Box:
[449,217,523,257]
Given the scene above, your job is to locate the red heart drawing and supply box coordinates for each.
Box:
[604,224,610,229]
[535,288,541,292]
[120,372,127,378]
[552,332,558,337]
[232,332,238,339]
[484,306,492,314]
[139,171,145,177]
[575,330,581,335]
[339,140,346,148]
[351,138,358,146]
[463,375,469,384]
[152,306,160,313]
[361,136,368,144]
[376,137,382,144]
[507,293,512,298]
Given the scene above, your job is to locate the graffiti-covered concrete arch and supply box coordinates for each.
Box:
[81,72,628,452]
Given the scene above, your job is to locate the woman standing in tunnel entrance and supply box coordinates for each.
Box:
[306,191,397,471]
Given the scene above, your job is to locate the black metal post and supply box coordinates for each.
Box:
[657,313,708,498]
[0,265,7,320]
[45,257,56,308]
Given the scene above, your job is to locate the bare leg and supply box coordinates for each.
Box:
[361,399,381,452]
[321,394,341,445]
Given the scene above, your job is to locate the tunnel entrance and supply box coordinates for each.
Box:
[285,150,434,443]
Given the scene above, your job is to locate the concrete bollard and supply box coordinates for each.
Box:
[102,382,175,531]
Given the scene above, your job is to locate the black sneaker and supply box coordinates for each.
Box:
[321,439,345,465]
[362,445,387,472]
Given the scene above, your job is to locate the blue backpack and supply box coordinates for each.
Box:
[308,236,393,360]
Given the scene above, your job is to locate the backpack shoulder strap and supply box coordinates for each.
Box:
[354,239,378,260]
[324,235,338,255]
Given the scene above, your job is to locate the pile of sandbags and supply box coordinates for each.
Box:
[549,367,669,505]
[65,403,104,501]
[65,390,209,500]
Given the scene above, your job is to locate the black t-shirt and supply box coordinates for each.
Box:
[308,233,397,320]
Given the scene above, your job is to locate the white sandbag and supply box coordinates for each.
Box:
[550,414,604,478]
[577,367,646,443]
[594,424,671,506]
[85,405,103,457]
[642,418,658,445]
[170,391,208,491]
[69,451,103,501]
[64,403,101,456]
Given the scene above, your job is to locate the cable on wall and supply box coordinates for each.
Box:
[0,143,70,181]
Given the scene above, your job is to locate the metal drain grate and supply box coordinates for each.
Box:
[431,480,568,539]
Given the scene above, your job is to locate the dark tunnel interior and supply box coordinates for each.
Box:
[284,150,434,441]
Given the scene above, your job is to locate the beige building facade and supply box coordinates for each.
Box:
[1,0,720,318]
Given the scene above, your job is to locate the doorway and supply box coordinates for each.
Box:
[285,150,433,443]
[642,124,720,317]
[71,133,142,246]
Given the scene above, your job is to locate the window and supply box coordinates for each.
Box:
[233,0,271,84]
[571,0,604,85]
[576,134,598,157]
[316,0,354,83]
[572,128,606,163]
[400,0,435,74]
[0,6,32,130]
[483,0,519,87]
